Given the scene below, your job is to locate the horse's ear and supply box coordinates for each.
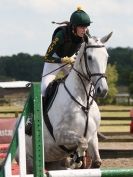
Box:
[100,31,113,43]
[84,34,89,44]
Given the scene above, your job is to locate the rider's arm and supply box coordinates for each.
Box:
[44,31,64,63]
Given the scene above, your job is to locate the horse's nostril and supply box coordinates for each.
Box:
[97,87,101,94]
[96,87,108,97]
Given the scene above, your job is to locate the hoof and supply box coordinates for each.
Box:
[91,160,102,168]
[65,157,83,169]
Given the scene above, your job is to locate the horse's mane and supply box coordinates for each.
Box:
[91,36,99,42]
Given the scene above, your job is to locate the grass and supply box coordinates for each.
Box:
[99,105,132,111]
[0,105,132,112]
[99,105,132,133]
[0,105,132,118]
[0,105,132,134]
[101,120,130,125]
[0,106,23,112]
[101,111,130,117]
[0,106,23,118]
[100,125,130,133]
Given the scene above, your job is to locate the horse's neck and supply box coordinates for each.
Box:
[65,57,92,103]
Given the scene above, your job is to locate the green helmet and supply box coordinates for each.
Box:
[70,8,92,27]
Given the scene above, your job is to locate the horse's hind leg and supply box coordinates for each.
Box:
[87,132,102,168]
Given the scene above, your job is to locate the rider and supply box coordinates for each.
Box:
[25,7,92,135]
[41,7,92,98]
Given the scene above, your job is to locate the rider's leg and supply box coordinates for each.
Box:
[25,63,62,135]
[41,63,71,107]
[41,62,63,96]
[41,64,56,96]
[41,73,56,109]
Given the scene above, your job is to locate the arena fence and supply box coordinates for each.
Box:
[0,83,133,177]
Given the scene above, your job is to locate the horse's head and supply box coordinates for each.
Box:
[78,32,113,97]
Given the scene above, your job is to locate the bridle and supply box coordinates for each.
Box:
[83,44,107,85]
[63,42,107,137]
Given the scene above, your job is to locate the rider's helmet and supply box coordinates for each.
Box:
[70,7,92,27]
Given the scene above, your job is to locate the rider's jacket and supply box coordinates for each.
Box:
[44,26,84,63]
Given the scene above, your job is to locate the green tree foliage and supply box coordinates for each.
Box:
[129,71,133,96]
[98,64,118,104]
[108,47,133,86]
[129,84,133,97]
[0,53,44,82]
[0,47,133,90]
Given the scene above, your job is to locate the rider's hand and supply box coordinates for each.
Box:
[61,56,75,64]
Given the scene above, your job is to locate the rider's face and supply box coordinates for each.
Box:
[76,26,88,37]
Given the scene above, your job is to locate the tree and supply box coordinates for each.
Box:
[128,71,133,96]
[108,47,133,86]
[0,53,44,82]
[98,64,118,104]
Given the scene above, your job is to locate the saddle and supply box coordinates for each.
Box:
[44,78,64,113]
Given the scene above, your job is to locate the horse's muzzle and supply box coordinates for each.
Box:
[96,86,108,98]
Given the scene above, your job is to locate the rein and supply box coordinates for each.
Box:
[63,43,107,137]
[42,63,68,77]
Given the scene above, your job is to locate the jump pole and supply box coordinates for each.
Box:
[47,168,133,177]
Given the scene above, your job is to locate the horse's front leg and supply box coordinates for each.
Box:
[54,129,88,149]
[54,129,88,168]
[87,131,102,168]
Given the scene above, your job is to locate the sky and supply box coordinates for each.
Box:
[0,0,132,56]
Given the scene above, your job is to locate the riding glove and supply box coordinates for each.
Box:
[61,56,75,64]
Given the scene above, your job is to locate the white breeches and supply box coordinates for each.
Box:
[41,63,70,96]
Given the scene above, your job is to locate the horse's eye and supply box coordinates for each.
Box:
[88,56,92,60]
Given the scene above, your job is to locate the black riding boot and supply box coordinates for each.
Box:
[25,97,46,136]
[25,117,32,136]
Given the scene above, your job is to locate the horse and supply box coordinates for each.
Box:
[16,32,113,173]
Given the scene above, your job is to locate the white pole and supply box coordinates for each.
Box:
[48,169,101,177]
[18,116,26,177]
[4,153,12,177]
